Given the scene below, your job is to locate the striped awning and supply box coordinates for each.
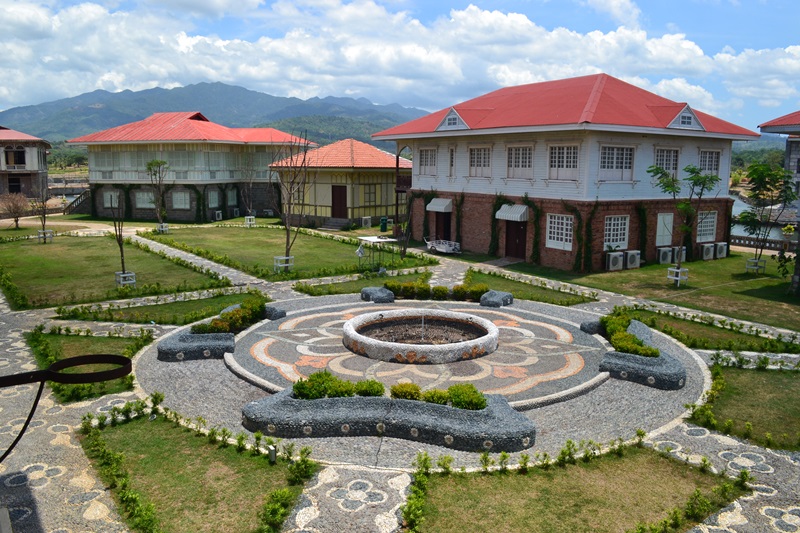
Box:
[426,198,453,212]
[495,204,528,222]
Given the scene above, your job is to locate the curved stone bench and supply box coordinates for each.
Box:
[157,333,235,362]
[242,389,536,452]
[582,319,686,390]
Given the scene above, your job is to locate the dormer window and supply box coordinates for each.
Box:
[680,115,693,126]
[446,116,458,127]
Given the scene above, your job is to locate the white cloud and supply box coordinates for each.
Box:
[584,0,642,28]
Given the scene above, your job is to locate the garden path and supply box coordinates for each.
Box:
[0,235,797,532]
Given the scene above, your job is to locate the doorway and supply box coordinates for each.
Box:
[505,220,527,258]
[435,211,451,240]
[8,177,21,194]
[331,185,347,218]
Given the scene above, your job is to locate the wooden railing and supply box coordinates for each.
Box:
[64,189,91,215]
[730,235,798,252]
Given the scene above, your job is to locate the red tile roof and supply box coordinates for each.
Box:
[272,138,411,169]
[374,73,757,139]
[67,112,309,145]
[0,126,48,144]
[759,110,800,129]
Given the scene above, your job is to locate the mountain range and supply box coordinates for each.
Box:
[0,82,429,148]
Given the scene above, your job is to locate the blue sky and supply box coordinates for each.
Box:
[1,0,799,131]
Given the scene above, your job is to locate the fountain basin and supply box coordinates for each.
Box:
[342,308,499,364]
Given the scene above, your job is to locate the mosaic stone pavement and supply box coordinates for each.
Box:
[0,231,798,532]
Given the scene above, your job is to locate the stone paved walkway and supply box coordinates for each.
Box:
[0,233,798,532]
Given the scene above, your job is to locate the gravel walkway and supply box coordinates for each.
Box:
[0,236,798,532]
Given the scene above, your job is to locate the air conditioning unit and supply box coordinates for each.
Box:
[233,208,240,217]
[362,216,371,228]
[215,210,223,221]
[657,247,673,264]
[715,242,727,259]
[673,246,686,263]
[606,251,624,271]
[701,243,715,260]
[625,250,641,269]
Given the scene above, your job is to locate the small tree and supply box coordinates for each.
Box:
[738,163,797,261]
[109,190,127,273]
[0,193,31,229]
[29,174,49,234]
[239,152,257,216]
[648,164,721,283]
[272,133,313,271]
[146,159,169,225]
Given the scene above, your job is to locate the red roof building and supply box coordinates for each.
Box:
[1,126,50,197]
[67,112,312,222]
[760,111,800,212]
[373,73,758,271]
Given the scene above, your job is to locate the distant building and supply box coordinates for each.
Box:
[271,138,411,228]
[1,126,50,198]
[373,73,759,271]
[758,111,800,213]
[67,112,309,222]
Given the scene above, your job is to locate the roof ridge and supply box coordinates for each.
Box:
[579,73,607,124]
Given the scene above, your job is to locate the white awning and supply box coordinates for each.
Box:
[426,198,453,213]
[495,204,528,222]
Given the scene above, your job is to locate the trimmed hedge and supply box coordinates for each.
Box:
[600,310,660,358]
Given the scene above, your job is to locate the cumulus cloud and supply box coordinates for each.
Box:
[0,0,798,128]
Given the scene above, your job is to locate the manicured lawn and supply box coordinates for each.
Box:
[148,226,436,280]
[0,235,226,308]
[421,446,746,533]
[55,291,267,325]
[712,367,800,450]
[468,271,595,306]
[293,272,429,296]
[88,416,300,533]
[505,251,800,330]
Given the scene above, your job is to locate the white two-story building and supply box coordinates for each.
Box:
[373,73,759,271]
[1,126,50,198]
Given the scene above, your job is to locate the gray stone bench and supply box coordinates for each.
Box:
[480,290,513,307]
[360,286,395,303]
[242,389,536,452]
[157,333,235,361]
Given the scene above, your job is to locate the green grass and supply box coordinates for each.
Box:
[0,235,226,308]
[420,446,746,533]
[293,272,429,296]
[148,226,436,280]
[505,251,800,330]
[468,271,595,306]
[712,367,800,450]
[55,291,267,325]
[84,415,301,533]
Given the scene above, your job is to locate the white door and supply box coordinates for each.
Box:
[656,213,673,247]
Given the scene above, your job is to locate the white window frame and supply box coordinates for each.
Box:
[418,148,437,176]
[654,147,679,177]
[135,191,155,209]
[604,215,629,250]
[507,146,533,179]
[599,145,634,181]
[548,144,579,180]
[172,190,191,210]
[546,213,573,251]
[103,190,119,209]
[208,189,220,209]
[699,150,721,175]
[697,210,717,243]
[468,146,492,178]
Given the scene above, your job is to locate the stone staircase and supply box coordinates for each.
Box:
[318,217,351,231]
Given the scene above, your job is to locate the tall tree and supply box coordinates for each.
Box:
[272,133,313,271]
[0,193,31,229]
[239,152,257,216]
[738,163,797,261]
[648,164,721,283]
[146,159,169,225]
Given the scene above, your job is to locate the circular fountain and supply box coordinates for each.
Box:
[342,308,499,364]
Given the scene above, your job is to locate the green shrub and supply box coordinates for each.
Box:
[447,383,486,410]
[257,488,297,533]
[451,284,468,301]
[609,331,660,358]
[384,280,401,295]
[468,283,490,301]
[391,382,422,401]
[326,379,356,398]
[431,285,449,300]
[421,389,450,405]
[354,379,385,397]
[415,283,431,299]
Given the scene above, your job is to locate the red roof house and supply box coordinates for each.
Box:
[1,126,50,197]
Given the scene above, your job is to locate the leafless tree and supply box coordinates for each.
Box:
[239,152,257,216]
[29,174,49,233]
[146,159,169,225]
[271,133,313,271]
[0,193,31,229]
[108,190,127,274]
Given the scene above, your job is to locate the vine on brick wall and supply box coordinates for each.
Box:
[562,201,583,272]
[409,190,438,240]
[488,194,509,256]
[185,185,203,223]
[584,201,599,272]
[636,204,648,258]
[455,192,465,245]
[521,194,541,265]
